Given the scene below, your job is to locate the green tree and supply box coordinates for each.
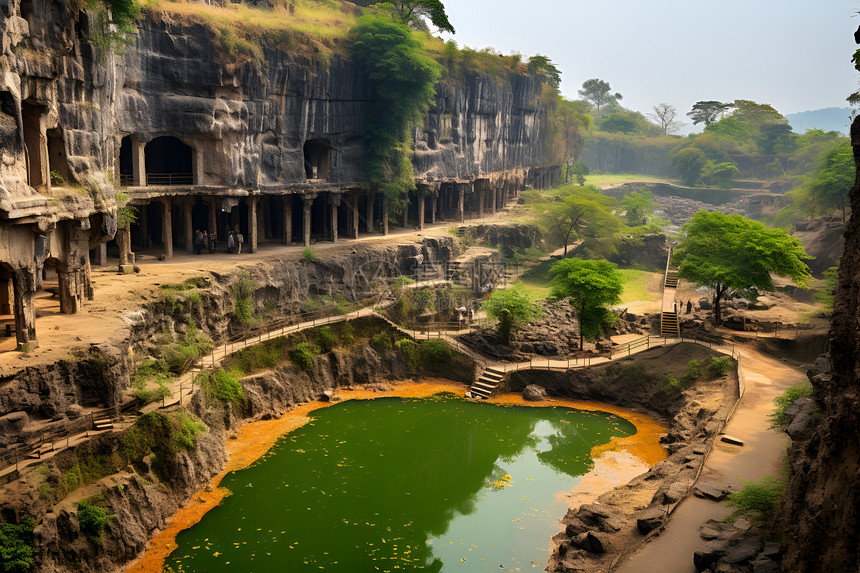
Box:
[700,160,740,189]
[482,284,542,345]
[527,54,562,91]
[598,112,640,134]
[687,101,732,126]
[570,160,590,186]
[671,147,707,186]
[674,211,811,326]
[351,15,442,214]
[578,78,622,113]
[704,116,751,143]
[372,0,455,33]
[550,258,624,349]
[757,123,795,155]
[536,186,620,257]
[621,187,656,226]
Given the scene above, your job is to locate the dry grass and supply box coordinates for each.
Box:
[145,0,359,65]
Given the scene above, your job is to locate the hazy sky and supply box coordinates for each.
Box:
[439,1,858,130]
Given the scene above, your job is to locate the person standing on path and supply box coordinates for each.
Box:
[227,230,235,253]
[236,231,244,254]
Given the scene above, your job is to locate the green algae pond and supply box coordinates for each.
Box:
[165,393,636,572]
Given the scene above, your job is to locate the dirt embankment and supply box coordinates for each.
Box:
[504,343,739,572]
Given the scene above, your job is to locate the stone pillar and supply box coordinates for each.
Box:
[131,136,146,186]
[351,193,359,239]
[184,200,194,253]
[208,200,217,238]
[162,197,173,259]
[12,268,38,352]
[458,185,465,223]
[285,197,294,243]
[91,242,107,267]
[58,266,80,314]
[478,185,484,218]
[330,194,339,243]
[83,253,94,301]
[383,200,389,236]
[249,196,259,253]
[0,276,12,314]
[489,184,496,215]
[117,227,131,266]
[417,186,425,231]
[139,203,149,248]
[367,192,375,233]
[432,191,438,224]
[303,195,314,247]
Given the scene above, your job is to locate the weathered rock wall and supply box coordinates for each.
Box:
[119,13,550,187]
[778,117,860,570]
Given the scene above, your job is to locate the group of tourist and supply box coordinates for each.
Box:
[193,229,244,254]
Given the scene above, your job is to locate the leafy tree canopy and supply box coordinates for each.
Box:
[535,185,620,258]
[700,160,740,189]
[687,101,732,126]
[550,258,623,347]
[482,284,543,346]
[671,147,707,186]
[621,187,656,226]
[598,112,640,135]
[674,210,811,325]
[351,14,442,209]
[784,141,854,220]
[372,0,455,33]
[578,78,622,113]
[527,54,562,91]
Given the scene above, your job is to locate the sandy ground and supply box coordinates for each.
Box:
[615,345,806,573]
[124,379,668,573]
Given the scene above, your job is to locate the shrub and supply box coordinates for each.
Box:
[49,170,64,185]
[231,272,256,324]
[682,359,703,384]
[394,338,419,369]
[725,476,785,524]
[708,356,734,376]
[418,339,453,370]
[0,518,35,573]
[302,247,317,261]
[771,384,814,430]
[370,332,393,350]
[77,498,113,545]
[317,326,335,352]
[289,342,318,372]
[616,363,646,383]
[213,368,244,405]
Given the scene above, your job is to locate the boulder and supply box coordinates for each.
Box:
[663,481,688,504]
[724,539,761,565]
[698,297,712,311]
[572,531,606,554]
[0,412,29,435]
[751,555,779,573]
[761,542,782,560]
[694,482,728,501]
[784,397,816,440]
[523,385,549,402]
[574,504,624,533]
[693,540,729,571]
[636,506,665,534]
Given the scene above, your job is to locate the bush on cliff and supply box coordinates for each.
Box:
[290,342,320,372]
[76,497,113,545]
[0,518,35,573]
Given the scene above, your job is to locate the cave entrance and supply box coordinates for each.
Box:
[261,196,283,243]
[47,127,70,186]
[22,101,45,189]
[145,136,194,185]
[310,194,327,239]
[191,200,210,234]
[303,139,331,180]
[119,136,134,186]
[289,195,303,244]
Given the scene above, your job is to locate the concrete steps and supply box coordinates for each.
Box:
[665,270,679,288]
[467,366,505,400]
[92,418,114,431]
[661,311,680,337]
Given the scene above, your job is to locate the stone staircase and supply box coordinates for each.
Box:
[467,366,506,400]
[661,311,680,338]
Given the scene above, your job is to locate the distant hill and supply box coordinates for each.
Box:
[786,107,853,135]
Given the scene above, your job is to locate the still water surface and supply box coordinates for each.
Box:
[166,394,635,572]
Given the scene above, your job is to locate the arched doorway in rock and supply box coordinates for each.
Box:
[119,135,134,186]
[145,136,194,185]
[303,139,332,180]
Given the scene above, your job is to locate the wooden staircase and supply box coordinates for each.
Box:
[664,270,679,288]
[661,311,680,338]
[92,417,115,432]
[467,367,505,400]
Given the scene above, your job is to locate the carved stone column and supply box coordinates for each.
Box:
[303,195,315,247]
[283,196,292,245]
[12,267,38,352]
[367,191,375,233]
[162,197,173,259]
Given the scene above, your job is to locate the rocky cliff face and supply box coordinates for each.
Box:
[778,117,860,570]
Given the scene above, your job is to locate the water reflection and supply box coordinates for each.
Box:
[166,394,634,572]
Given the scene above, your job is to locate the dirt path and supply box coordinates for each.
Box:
[615,344,805,573]
[0,212,515,373]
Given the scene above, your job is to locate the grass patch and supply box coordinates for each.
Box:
[725,475,785,524]
[232,272,257,325]
[618,269,659,304]
[583,173,666,188]
[770,383,814,430]
[131,321,213,403]
[158,276,208,291]
[289,342,319,372]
